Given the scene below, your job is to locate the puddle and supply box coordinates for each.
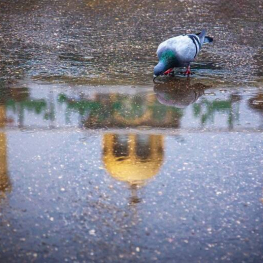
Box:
[0,79,262,262]
[0,0,263,262]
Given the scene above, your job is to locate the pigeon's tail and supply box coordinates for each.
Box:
[196,30,213,45]
[203,36,213,44]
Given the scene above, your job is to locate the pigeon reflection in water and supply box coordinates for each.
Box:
[154,78,209,109]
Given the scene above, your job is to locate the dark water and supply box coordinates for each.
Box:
[0,0,263,262]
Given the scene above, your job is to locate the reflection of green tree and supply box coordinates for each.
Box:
[58,94,121,122]
[117,96,146,119]
[0,86,57,123]
[58,94,101,115]
[44,106,55,121]
[116,96,183,120]
[193,99,238,127]
[150,104,182,121]
[58,94,182,118]
[115,95,182,120]
[58,93,182,127]
[6,99,47,115]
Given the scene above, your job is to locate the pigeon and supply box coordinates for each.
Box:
[153,30,213,79]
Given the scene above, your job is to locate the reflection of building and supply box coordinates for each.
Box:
[193,92,241,129]
[103,134,164,185]
[81,93,182,129]
[6,87,48,128]
[58,91,183,128]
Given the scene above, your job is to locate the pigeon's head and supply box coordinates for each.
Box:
[154,49,175,78]
[153,61,169,77]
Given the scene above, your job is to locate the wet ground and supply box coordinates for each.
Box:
[0,0,263,262]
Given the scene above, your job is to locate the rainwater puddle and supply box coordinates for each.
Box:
[0,79,262,262]
[0,0,263,262]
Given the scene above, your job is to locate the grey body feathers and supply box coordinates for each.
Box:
[154,30,213,76]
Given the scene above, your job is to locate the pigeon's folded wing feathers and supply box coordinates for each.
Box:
[174,36,197,63]
[157,36,196,64]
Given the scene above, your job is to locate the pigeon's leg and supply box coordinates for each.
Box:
[163,68,174,75]
[184,65,191,75]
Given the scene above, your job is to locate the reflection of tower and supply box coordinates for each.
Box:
[0,105,11,198]
[103,133,164,204]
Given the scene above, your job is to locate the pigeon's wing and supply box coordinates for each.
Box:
[156,36,184,58]
[170,35,197,63]
[157,35,196,61]
[156,35,197,64]
[156,39,171,59]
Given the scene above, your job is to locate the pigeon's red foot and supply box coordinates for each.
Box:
[184,66,191,75]
[163,68,173,75]
[184,69,191,75]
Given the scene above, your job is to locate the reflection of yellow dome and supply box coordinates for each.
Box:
[0,132,10,194]
[103,134,164,184]
[0,105,11,195]
[0,105,6,127]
